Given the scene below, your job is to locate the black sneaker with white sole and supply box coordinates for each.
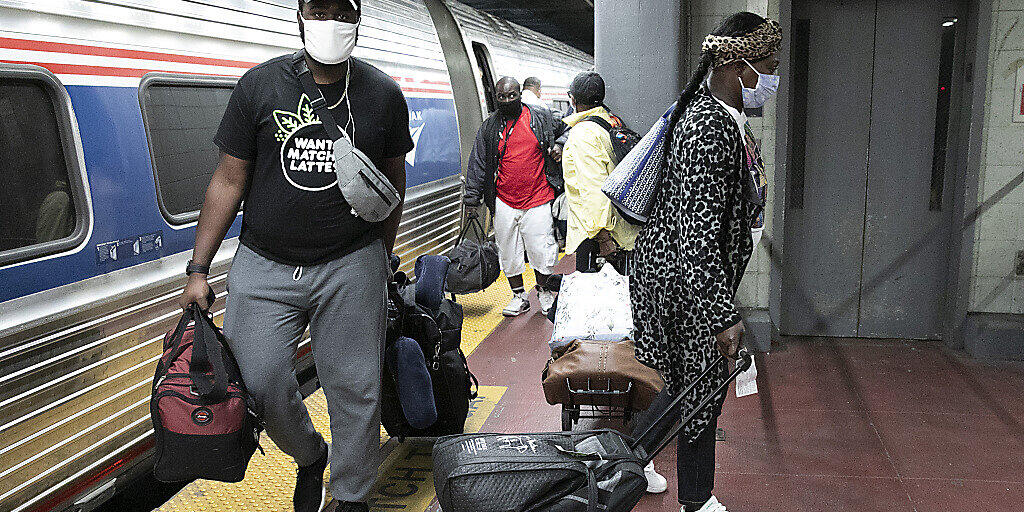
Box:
[295,441,329,512]
[337,502,369,512]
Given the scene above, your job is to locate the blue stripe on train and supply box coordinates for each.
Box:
[0,87,460,302]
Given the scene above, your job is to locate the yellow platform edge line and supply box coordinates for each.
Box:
[366,386,507,512]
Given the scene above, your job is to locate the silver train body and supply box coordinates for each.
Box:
[0,1,591,511]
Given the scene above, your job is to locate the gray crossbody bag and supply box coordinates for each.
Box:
[291,50,400,223]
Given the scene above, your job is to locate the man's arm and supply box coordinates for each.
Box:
[380,155,407,255]
[178,153,252,309]
[463,128,488,207]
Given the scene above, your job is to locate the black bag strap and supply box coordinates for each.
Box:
[583,115,614,133]
[633,350,753,463]
[583,115,620,163]
[454,212,487,249]
[187,303,230,402]
[291,50,344,142]
[585,465,599,512]
[460,350,479,400]
[154,310,194,380]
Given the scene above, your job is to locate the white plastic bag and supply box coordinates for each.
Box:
[549,265,633,351]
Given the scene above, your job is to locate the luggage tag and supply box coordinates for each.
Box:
[735,356,758,398]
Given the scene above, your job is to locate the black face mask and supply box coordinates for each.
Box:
[496,99,522,120]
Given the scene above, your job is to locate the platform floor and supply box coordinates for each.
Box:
[156,260,1024,512]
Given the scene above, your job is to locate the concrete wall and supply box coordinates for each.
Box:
[971,0,1024,315]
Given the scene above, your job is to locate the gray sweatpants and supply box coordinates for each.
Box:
[223,241,388,502]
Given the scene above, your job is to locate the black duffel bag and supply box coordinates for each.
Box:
[446,215,499,295]
[433,351,752,512]
[383,255,479,440]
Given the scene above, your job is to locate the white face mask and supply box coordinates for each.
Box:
[739,59,780,109]
[302,19,358,65]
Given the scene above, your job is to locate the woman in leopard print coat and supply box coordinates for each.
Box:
[629,12,781,512]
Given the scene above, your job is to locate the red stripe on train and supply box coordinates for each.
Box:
[0,59,240,78]
[2,59,454,96]
[0,36,258,69]
[1,38,455,90]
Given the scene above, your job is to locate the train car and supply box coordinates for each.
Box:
[0,1,592,511]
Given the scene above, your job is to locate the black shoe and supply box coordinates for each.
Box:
[295,441,329,512]
[337,503,369,512]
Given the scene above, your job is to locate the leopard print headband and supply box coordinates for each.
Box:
[702,19,782,68]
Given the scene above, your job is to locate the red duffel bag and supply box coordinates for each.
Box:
[150,303,263,483]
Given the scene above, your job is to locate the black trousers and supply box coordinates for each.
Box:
[678,413,718,509]
[575,238,600,273]
[629,387,722,509]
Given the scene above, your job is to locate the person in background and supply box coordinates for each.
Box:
[630,12,781,512]
[521,76,548,109]
[464,77,565,317]
[560,71,640,274]
[558,70,666,493]
[177,0,414,511]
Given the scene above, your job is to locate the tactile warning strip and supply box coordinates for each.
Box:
[456,270,534,356]
[157,274,519,511]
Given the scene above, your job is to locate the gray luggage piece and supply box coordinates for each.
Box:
[432,351,753,512]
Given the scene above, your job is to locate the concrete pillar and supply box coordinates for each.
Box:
[594,0,688,131]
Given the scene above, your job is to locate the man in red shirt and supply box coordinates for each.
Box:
[464,77,565,316]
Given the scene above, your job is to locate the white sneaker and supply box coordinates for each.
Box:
[502,292,530,317]
[643,461,668,493]
[682,496,727,512]
[537,287,556,316]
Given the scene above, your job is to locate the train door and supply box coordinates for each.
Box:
[423,0,484,174]
[471,41,498,113]
[780,0,968,339]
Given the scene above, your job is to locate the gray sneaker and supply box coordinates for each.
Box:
[502,292,531,317]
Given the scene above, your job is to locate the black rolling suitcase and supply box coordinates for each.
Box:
[432,350,753,512]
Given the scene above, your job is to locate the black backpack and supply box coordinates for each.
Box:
[383,256,479,440]
[584,115,641,164]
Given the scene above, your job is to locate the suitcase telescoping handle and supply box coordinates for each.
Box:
[631,349,753,463]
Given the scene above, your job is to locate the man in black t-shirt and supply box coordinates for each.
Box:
[178,1,413,511]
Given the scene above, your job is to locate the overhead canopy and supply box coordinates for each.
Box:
[457,0,595,55]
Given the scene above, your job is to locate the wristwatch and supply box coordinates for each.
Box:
[185,260,210,276]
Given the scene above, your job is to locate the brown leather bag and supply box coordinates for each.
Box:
[542,339,664,410]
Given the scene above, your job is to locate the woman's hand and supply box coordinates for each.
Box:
[715,320,745,359]
[595,230,617,257]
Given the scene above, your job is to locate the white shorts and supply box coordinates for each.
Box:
[493,197,559,277]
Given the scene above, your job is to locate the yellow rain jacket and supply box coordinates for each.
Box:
[561,106,641,254]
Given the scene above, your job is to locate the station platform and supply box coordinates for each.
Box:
[155,258,1024,512]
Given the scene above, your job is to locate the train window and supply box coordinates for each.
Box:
[472,42,498,113]
[140,75,236,224]
[0,66,90,266]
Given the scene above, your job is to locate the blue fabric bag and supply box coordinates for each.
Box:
[415,254,451,311]
[602,103,677,225]
[385,336,438,430]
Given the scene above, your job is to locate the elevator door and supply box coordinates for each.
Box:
[781,0,965,339]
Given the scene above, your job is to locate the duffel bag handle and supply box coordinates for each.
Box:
[155,307,197,380]
[454,208,487,249]
[187,303,230,402]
